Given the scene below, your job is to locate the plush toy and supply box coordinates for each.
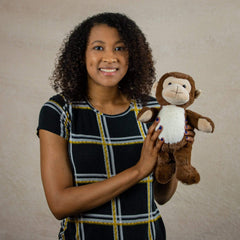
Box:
[137,72,215,185]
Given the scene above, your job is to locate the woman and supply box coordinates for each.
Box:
[37,12,194,240]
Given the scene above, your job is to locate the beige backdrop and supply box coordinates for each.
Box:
[0,0,239,239]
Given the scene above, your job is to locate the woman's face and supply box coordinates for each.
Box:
[85,24,129,89]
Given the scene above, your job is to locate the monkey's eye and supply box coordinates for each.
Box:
[182,84,186,88]
[168,82,172,85]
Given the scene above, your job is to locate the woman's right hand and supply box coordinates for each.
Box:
[135,118,164,178]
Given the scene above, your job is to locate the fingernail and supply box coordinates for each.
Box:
[156,117,159,122]
[160,138,164,141]
[185,130,187,134]
[159,126,162,130]
[186,136,188,139]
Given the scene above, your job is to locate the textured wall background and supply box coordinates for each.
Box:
[0,0,239,239]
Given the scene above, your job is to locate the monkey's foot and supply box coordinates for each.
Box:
[176,166,200,184]
[154,163,176,184]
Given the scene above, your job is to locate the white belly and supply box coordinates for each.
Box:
[155,105,185,144]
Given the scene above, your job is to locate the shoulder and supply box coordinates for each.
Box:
[38,94,73,120]
[47,94,69,107]
[42,94,74,112]
[145,96,160,107]
[37,94,72,139]
[136,96,160,108]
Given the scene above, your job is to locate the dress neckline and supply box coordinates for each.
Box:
[86,99,134,118]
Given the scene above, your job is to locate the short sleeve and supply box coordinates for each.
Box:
[37,94,71,140]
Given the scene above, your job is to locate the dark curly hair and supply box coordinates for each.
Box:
[51,12,156,103]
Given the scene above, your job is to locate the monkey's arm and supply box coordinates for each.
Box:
[137,107,160,123]
[186,110,215,133]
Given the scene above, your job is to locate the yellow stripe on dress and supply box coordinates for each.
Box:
[68,215,161,226]
[96,112,118,240]
[133,100,153,239]
[76,179,153,184]
[69,140,143,145]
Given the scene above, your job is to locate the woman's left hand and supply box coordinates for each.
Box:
[185,124,195,143]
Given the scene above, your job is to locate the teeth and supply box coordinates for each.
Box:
[100,68,117,72]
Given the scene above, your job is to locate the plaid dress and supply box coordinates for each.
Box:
[37,94,165,240]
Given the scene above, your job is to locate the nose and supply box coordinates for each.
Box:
[103,57,117,63]
[102,50,117,63]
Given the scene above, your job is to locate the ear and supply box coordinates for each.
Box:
[194,89,201,99]
[151,80,158,96]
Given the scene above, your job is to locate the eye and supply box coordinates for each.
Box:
[182,84,186,88]
[168,82,172,85]
[93,46,103,51]
[115,46,126,51]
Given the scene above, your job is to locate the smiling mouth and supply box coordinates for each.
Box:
[99,68,118,73]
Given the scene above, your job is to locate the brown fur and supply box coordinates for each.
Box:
[137,72,215,185]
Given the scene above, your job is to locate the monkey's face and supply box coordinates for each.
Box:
[156,72,197,108]
[162,77,191,105]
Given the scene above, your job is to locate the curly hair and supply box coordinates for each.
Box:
[51,12,156,103]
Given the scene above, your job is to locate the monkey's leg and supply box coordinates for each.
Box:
[154,152,176,184]
[174,143,200,184]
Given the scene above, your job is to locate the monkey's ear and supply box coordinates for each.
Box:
[195,89,201,99]
[151,80,159,96]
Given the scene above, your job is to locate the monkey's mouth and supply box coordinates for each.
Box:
[171,86,184,95]
[164,91,189,105]
[171,90,183,95]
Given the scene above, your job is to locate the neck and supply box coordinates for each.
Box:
[88,84,125,103]
[87,86,130,115]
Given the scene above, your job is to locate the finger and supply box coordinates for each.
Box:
[186,136,194,143]
[185,129,195,137]
[154,137,164,151]
[147,117,160,136]
[185,123,193,130]
[151,125,163,142]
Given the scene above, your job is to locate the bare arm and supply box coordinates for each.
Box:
[39,118,163,220]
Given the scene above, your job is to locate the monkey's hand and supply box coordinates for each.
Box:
[137,107,159,123]
[198,118,214,133]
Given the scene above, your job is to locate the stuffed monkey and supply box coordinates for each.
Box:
[137,72,215,184]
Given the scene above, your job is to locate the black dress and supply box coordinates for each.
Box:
[37,94,165,240]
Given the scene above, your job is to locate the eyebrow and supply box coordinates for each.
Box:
[90,40,125,45]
